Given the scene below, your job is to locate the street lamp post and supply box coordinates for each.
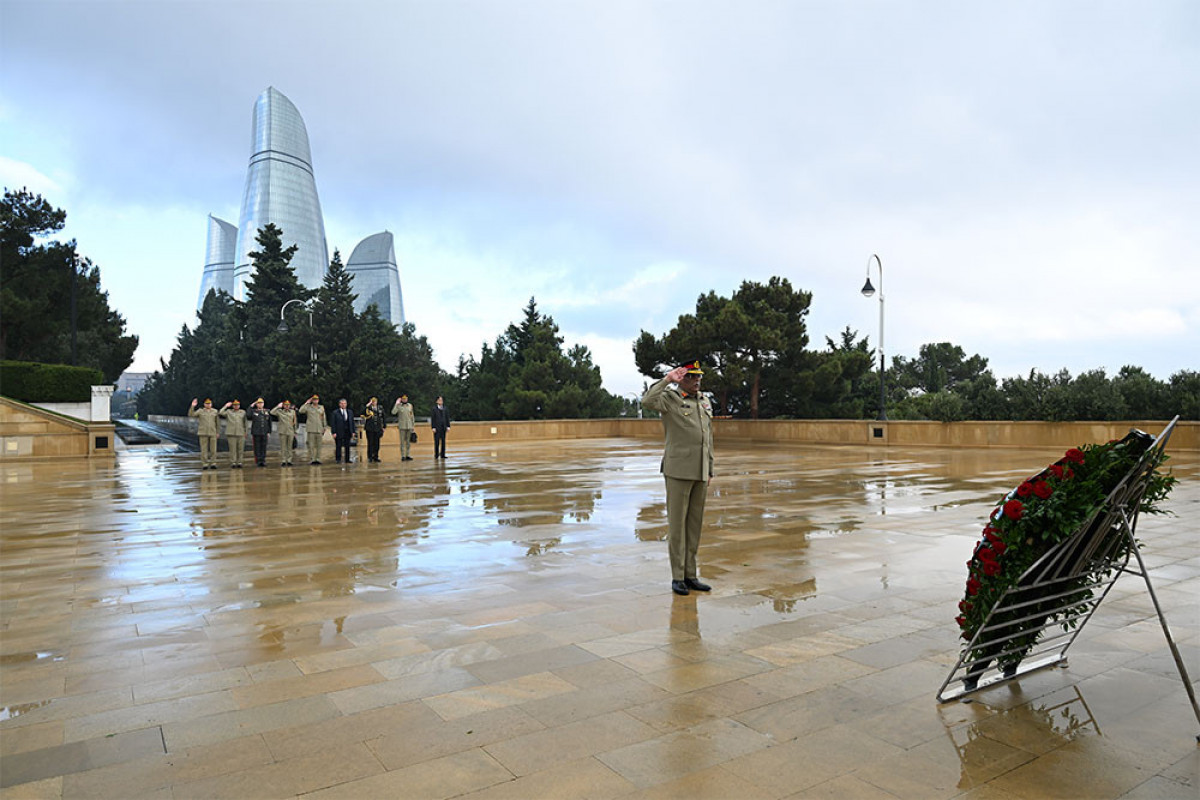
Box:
[278,299,316,376]
[625,392,642,418]
[860,254,887,421]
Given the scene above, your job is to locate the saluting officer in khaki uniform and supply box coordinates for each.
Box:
[271,400,298,466]
[298,395,327,465]
[392,394,415,461]
[189,398,221,470]
[219,399,248,468]
[642,362,715,596]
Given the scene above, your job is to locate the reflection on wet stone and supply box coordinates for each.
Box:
[0,438,1195,797]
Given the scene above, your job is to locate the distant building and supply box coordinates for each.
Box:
[116,372,151,394]
[198,87,405,326]
[346,232,405,325]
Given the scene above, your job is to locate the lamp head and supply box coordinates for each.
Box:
[861,277,876,298]
[277,320,289,333]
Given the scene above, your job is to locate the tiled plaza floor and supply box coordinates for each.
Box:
[1,437,1196,799]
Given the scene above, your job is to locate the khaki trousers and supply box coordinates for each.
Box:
[307,432,324,462]
[227,436,244,465]
[664,476,708,581]
[280,434,295,465]
[399,428,413,459]
[198,435,217,467]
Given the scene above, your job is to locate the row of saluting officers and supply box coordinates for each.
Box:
[186,394,447,469]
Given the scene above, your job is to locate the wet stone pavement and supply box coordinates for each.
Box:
[0,439,1196,799]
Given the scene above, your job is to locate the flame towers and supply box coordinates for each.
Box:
[198,87,404,326]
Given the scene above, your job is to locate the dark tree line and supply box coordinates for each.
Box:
[1,189,137,381]
[449,298,622,420]
[138,224,447,417]
[138,227,622,421]
[636,279,1196,421]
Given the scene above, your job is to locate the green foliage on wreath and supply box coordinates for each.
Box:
[956,432,1176,667]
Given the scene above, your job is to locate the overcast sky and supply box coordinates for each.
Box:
[2,1,1197,398]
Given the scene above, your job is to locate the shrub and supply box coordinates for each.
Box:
[0,360,103,402]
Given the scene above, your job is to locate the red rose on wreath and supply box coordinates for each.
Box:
[1049,463,1064,479]
[1003,499,1024,520]
[1017,482,1034,498]
[1065,448,1085,464]
[1033,481,1053,500]
[966,577,981,595]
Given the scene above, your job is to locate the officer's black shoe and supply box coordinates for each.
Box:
[684,578,711,592]
[671,580,690,596]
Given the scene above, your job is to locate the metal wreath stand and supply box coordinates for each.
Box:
[936,417,1200,741]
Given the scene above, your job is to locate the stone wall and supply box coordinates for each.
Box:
[0,397,116,459]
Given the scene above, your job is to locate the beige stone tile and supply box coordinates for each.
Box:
[291,636,430,674]
[366,705,545,771]
[484,710,659,776]
[1118,775,1200,799]
[723,724,902,796]
[619,764,775,800]
[744,631,865,665]
[982,735,1174,800]
[742,654,876,699]
[160,694,340,751]
[63,690,239,743]
[371,641,505,679]
[734,685,879,741]
[787,773,908,800]
[304,747,513,799]
[597,718,772,788]
[551,657,638,688]
[169,740,383,798]
[0,775,62,799]
[466,644,599,684]
[0,688,131,729]
[0,727,164,790]
[263,699,439,761]
[612,648,693,675]
[61,734,273,797]
[328,666,481,714]
[640,654,771,694]
[132,667,252,705]
[578,628,698,659]
[456,755,634,800]
[519,677,671,728]
[230,663,384,708]
[0,720,63,757]
[422,671,577,721]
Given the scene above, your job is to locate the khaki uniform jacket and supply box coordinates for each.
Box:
[188,406,220,437]
[641,377,714,482]
[271,407,298,436]
[391,401,415,430]
[298,402,327,433]
[219,408,248,437]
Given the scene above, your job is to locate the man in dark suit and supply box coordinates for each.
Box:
[330,398,355,464]
[431,396,450,459]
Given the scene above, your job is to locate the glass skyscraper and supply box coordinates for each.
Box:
[198,87,405,327]
[346,232,405,326]
[197,215,237,307]
[231,87,329,299]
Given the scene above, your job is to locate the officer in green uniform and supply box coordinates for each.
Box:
[298,394,327,465]
[392,394,415,461]
[219,399,248,468]
[642,362,715,596]
[188,398,221,470]
[270,399,298,466]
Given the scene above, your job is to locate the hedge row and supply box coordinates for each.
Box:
[0,361,104,403]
